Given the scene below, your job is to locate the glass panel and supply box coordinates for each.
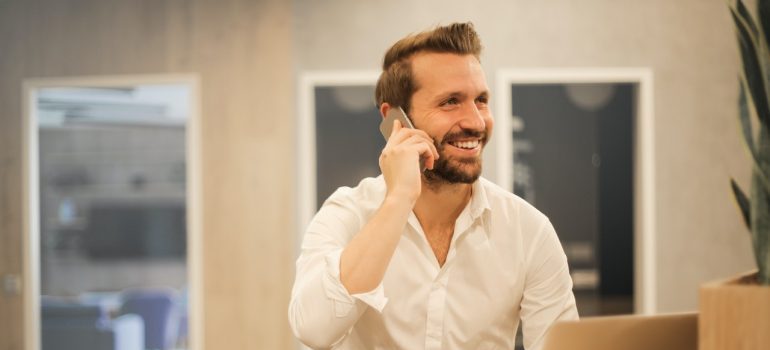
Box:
[510,83,635,317]
[37,84,191,350]
[314,85,383,209]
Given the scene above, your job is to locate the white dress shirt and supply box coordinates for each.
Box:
[289,176,578,349]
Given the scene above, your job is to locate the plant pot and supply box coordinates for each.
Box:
[699,270,770,350]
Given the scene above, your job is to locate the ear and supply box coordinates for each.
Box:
[379,102,392,119]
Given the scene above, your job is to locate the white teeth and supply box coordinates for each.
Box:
[451,140,480,149]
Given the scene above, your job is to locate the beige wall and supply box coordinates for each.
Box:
[0,0,759,349]
[294,0,754,312]
[0,0,295,349]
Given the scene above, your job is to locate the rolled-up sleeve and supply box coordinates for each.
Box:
[288,197,388,349]
[520,219,579,350]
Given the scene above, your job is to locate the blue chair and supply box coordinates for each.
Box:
[42,300,144,350]
[120,288,179,350]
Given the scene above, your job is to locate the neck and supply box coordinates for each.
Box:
[413,179,473,231]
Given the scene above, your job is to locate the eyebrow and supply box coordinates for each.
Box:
[432,90,489,104]
[433,91,465,104]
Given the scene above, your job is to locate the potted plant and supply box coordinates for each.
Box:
[699,1,770,349]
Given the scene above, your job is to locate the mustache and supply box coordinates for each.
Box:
[439,128,487,144]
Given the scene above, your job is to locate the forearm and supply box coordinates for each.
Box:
[340,194,413,294]
[289,194,413,347]
[337,118,435,294]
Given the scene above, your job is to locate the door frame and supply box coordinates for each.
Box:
[22,74,204,350]
[494,68,656,314]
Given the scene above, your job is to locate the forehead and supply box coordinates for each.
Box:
[410,52,488,97]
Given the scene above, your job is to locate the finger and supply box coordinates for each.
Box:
[423,154,435,170]
[414,131,439,160]
[404,133,439,161]
[405,128,431,143]
[412,142,436,169]
[390,119,402,139]
[388,124,423,145]
[430,141,439,161]
[385,120,412,146]
[386,127,437,159]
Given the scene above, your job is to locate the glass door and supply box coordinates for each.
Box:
[26,77,200,350]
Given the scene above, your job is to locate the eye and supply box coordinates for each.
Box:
[441,97,460,106]
[475,95,489,105]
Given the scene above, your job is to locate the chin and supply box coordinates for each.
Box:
[425,157,482,184]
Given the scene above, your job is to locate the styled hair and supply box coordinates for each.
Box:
[375,22,483,114]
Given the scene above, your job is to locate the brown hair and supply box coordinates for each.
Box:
[375,22,483,114]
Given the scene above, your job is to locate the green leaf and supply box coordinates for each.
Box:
[734,2,770,109]
[731,8,770,131]
[750,165,770,283]
[737,0,760,37]
[759,0,770,48]
[739,81,757,156]
[731,178,752,230]
[737,80,770,189]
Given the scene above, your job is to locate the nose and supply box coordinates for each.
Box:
[459,103,486,131]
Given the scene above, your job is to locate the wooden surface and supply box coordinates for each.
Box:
[542,312,698,350]
[699,272,770,350]
[0,0,295,349]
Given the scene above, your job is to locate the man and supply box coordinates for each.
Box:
[289,22,578,349]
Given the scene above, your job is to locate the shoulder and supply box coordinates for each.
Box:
[478,177,549,226]
[477,177,554,255]
[304,176,385,244]
[323,175,386,213]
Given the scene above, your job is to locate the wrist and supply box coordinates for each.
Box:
[383,190,418,209]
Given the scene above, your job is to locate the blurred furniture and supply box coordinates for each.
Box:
[79,291,124,312]
[42,300,144,350]
[175,287,190,348]
[120,288,179,350]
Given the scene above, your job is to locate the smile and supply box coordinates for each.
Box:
[448,140,481,150]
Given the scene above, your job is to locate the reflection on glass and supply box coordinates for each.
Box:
[37,85,191,350]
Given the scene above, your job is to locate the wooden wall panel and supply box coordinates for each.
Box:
[0,0,295,349]
[0,2,29,348]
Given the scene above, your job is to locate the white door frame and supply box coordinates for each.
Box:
[494,68,656,314]
[22,74,204,350]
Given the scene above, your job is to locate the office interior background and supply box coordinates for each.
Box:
[0,0,757,349]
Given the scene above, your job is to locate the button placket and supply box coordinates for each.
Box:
[424,278,447,350]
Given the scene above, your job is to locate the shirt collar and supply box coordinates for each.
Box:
[450,178,493,243]
[405,177,493,237]
[469,177,492,221]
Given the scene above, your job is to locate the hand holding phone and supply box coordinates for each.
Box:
[377,106,437,202]
[379,107,428,171]
[380,107,416,140]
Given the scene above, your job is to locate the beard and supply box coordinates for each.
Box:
[423,128,488,185]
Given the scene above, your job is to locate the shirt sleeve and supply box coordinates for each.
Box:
[288,197,389,349]
[520,219,579,350]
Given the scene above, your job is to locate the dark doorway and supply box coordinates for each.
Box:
[314,85,383,209]
[510,83,635,317]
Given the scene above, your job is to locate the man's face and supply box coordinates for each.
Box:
[408,52,494,184]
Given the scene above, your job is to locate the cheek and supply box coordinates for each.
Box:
[484,115,495,133]
[430,123,457,143]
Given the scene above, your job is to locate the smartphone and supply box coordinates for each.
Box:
[378,106,427,171]
[379,106,415,140]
